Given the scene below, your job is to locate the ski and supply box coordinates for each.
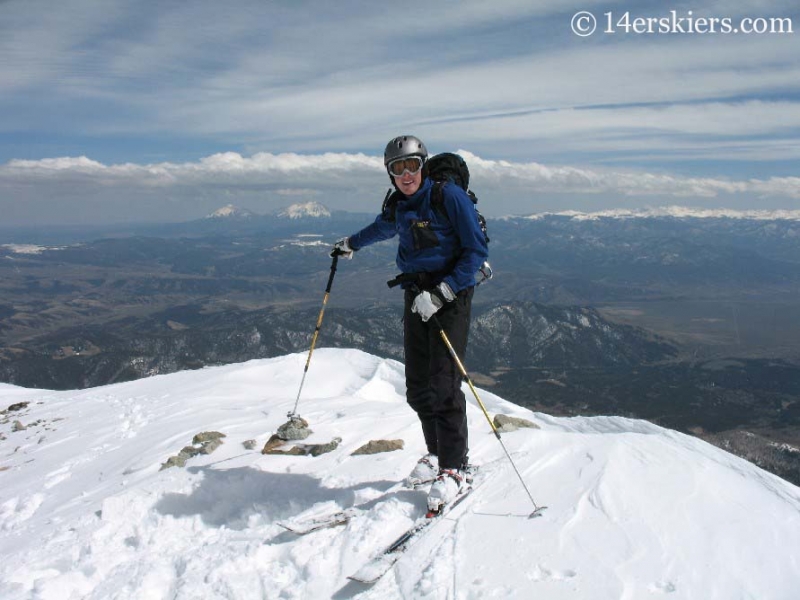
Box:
[277,480,431,535]
[278,506,360,534]
[347,483,475,584]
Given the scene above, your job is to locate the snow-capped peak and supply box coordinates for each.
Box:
[518,205,800,221]
[277,201,331,219]
[205,204,255,219]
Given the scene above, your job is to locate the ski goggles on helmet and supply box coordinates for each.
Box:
[387,156,424,177]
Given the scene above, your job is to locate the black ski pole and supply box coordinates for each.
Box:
[288,252,341,420]
[427,308,546,518]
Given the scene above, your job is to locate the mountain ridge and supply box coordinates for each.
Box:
[1,349,798,599]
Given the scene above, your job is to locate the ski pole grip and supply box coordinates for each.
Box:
[325,254,338,293]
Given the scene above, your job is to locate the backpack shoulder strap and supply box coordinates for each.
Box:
[381,188,400,222]
[431,181,489,244]
[430,181,446,216]
[430,181,478,214]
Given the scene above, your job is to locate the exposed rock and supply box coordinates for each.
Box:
[12,421,26,432]
[192,431,226,445]
[7,402,30,413]
[160,431,226,470]
[493,414,540,433]
[160,445,202,470]
[199,439,223,455]
[352,439,405,455]
[267,445,308,456]
[264,437,342,457]
[160,455,188,470]
[276,417,312,441]
[261,434,286,454]
[308,437,342,457]
[242,439,258,450]
[192,431,226,454]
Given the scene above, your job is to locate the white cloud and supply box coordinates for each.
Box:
[459,151,800,199]
[3,152,381,183]
[2,151,799,226]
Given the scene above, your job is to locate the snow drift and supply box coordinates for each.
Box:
[1,348,798,599]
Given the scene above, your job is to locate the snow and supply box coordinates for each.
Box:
[517,206,800,221]
[206,204,254,219]
[278,202,331,219]
[1,348,799,599]
[1,244,64,255]
[282,234,328,248]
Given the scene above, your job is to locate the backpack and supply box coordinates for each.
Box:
[381,152,490,244]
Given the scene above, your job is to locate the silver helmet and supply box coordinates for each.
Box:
[383,135,428,167]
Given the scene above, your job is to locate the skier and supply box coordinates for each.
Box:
[330,135,489,512]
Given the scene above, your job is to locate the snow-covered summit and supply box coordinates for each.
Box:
[1,349,798,599]
[519,205,800,221]
[205,204,255,219]
[277,201,331,219]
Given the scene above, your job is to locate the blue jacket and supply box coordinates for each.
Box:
[348,178,489,293]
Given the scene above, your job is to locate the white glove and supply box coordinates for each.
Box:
[330,237,354,259]
[411,282,456,322]
[411,291,442,322]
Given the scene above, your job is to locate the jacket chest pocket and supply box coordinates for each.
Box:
[411,220,440,250]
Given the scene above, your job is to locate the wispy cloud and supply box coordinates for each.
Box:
[1,0,799,225]
[2,2,798,151]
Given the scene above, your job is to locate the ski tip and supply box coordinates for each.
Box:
[348,555,396,584]
[528,506,547,519]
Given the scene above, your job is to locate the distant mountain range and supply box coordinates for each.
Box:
[276,201,331,219]
[518,206,800,221]
[205,201,332,221]
[2,205,799,485]
[0,301,675,390]
[205,204,256,219]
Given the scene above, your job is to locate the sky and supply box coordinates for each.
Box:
[1,0,799,225]
[2,348,799,598]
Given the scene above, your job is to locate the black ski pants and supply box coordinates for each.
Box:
[403,286,474,470]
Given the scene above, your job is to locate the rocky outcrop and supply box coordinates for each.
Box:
[160,431,226,470]
[493,414,539,433]
[352,439,405,455]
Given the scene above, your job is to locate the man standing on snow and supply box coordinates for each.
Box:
[330,135,489,513]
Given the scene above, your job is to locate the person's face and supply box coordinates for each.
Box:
[394,169,422,196]
[387,156,423,196]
